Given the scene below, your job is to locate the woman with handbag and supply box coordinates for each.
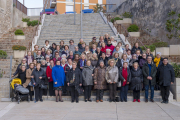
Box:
[31,63,46,102]
[66,62,82,103]
[106,59,119,102]
[82,60,94,102]
[52,60,66,102]
[94,60,107,102]
[119,62,131,102]
[23,63,35,101]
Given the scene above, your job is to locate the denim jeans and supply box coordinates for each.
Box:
[145,81,154,99]
[120,84,129,101]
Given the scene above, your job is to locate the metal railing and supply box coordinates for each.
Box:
[13,0,27,15]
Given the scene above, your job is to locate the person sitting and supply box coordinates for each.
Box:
[131,42,143,55]
[67,51,74,60]
[44,40,50,51]
[91,44,97,54]
[36,50,45,63]
[53,51,61,65]
[139,53,147,69]
[113,52,122,68]
[82,60,94,102]
[110,36,117,47]
[79,42,86,54]
[90,53,98,68]
[66,62,82,103]
[32,45,39,58]
[113,46,123,59]
[25,51,34,65]
[77,54,86,70]
[59,40,65,51]
[98,36,104,47]
[52,60,66,102]
[62,45,70,57]
[69,39,76,52]
[45,49,53,60]
[73,46,81,57]
[89,37,98,49]
[41,47,46,58]
[83,45,92,60]
[53,45,62,58]
[105,39,115,55]
[50,43,56,55]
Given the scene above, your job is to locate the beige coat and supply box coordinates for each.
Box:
[23,68,34,91]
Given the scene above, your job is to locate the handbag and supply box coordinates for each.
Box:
[40,84,48,89]
[28,78,34,87]
[69,79,75,86]
[75,86,84,95]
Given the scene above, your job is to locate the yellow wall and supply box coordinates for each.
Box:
[89,0,98,9]
[75,0,84,14]
[57,0,65,14]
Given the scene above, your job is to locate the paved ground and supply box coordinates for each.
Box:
[0,101,180,120]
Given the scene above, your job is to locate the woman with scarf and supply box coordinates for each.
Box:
[91,44,97,54]
[46,60,55,96]
[45,49,52,60]
[129,54,138,70]
[113,52,122,68]
[53,51,61,65]
[121,54,129,66]
[45,56,50,66]
[77,54,86,71]
[41,47,46,58]
[60,40,65,51]
[98,36,104,47]
[25,51,34,65]
[44,40,50,51]
[96,47,102,59]
[105,39,115,55]
[106,59,119,102]
[83,45,92,60]
[82,60,94,102]
[123,44,131,54]
[110,36,117,47]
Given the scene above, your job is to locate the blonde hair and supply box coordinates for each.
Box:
[46,49,52,54]
[108,59,115,65]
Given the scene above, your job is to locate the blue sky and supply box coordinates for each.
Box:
[18,0,43,8]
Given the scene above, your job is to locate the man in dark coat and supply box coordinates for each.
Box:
[142,56,157,102]
[157,58,175,104]
[131,42,143,55]
[66,61,82,103]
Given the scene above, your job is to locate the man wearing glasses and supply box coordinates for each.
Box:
[89,37,98,49]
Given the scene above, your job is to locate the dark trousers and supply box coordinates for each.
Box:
[84,85,92,100]
[96,89,104,100]
[160,85,170,102]
[49,81,55,96]
[133,89,140,100]
[70,86,79,101]
[27,86,33,100]
[120,84,129,101]
[109,83,117,100]
[145,81,154,99]
[35,85,43,101]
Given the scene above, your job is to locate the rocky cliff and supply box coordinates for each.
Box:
[116,0,180,44]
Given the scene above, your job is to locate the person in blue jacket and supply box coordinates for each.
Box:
[52,60,66,102]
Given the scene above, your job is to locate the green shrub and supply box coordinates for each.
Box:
[140,45,156,52]
[12,45,26,51]
[22,18,30,22]
[127,24,139,32]
[14,29,24,35]
[111,17,123,23]
[122,12,132,18]
[152,41,168,47]
[27,20,41,26]
[172,63,180,78]
[0,50,7,59]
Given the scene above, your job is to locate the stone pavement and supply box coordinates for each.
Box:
[0,101,180,120]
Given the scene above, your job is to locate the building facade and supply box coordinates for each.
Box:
[44,0,106,14]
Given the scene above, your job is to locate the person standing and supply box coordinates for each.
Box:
[89,37,98,49]
[66,62,82,103]
[157,58,175,104]
[52,60,66,102]
[106,59,119,102]
[31,63,46,102]
[82,60,94,102]
[119,62,131,102]
[131,62,143,102]
[142,56,157,102]
[36,50,45,63]
[69,39,76,52]
[131,42,143,55]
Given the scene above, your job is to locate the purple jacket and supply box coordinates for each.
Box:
[139,58,147,68]
[25,55,34,65]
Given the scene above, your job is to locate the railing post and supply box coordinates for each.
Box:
[9,56,12,99]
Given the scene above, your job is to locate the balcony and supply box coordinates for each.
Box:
[50,0,57,8]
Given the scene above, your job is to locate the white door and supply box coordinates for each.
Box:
[66,5,73,12]
[98,0,102,4]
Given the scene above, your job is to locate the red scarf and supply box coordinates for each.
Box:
[122,68,128,86]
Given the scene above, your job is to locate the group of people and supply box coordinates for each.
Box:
[12,33,175,104]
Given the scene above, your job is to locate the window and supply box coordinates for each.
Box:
[66,0,73,2]
[84,6,89,9]
[66,5,73,12]
[84,0,89,3]
[98,0,102,4]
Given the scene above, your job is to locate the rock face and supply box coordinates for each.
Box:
[115,0,180,44]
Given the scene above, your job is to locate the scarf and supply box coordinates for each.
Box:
[85,51,90,54]
[27,56,32,65]
[122,68,128,86]
[61,64,66,68]
[68,64,72,69]
[154,57,161,67]
[50,65,53,69]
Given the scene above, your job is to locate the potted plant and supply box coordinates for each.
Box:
[154,41,169,56]
[0,50,7,59]
[127,24,140,37]
[21,18,30,27]
[14,29,25,40]
[111,17,123,24]
[12,45,26,58]
[170,63,180,101]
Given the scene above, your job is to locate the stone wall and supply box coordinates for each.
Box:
[13,7,27,28]
[116,0,180,45]
[106,0,126,12]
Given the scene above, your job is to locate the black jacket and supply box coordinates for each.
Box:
[130,67,143,90]
[115,59,122,68]
[97,57,107,67]
[105,56,113,66]
[66,68,82,86]
[131,46,143,55]
[142,62,157,85]
[119,67,131,85]
[157,63,175,86]
[17,70,26,84]
[13,63,29,76]
[31,68,46,86]
[146,53,154,60]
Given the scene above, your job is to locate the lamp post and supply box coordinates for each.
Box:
[80,0,83,39]
[74,0,76,25]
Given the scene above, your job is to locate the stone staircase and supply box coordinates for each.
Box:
[37,13,120,47]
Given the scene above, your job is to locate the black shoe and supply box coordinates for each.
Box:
[165,101,168,104]
[76,100,79,103]
[40,99,43,102]
[85,100,87,102]
[109,99,112,102]
[113,99,116,102]
[161,101,165,103]
[150,99,154,102]
[88,99,92,102]
[121,100,123,102]
[124,100,127,102]
[71,100,74,103]
[145,99,148,103]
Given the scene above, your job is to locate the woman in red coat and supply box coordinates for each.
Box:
[105,39,115,55]
[46,60,55,96]
[101,42,106,53]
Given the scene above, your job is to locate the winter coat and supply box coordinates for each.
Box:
[91,57,98,68]
[46,66,53,82]
[23,68,34,88]
[77,59,86,69]
[67,55,74,60]
[129,59,138,69]
[101,47,106,53]
[62,50,70,57]
[89,41,98,49]
[105,56,113,66]
[79,47,85,54]
[106,66,119,83]
[60,45,65,51]
[65,64,72,75]
[157,63,175,86]
[139,58,147,68]
[78,43,83,50]
[69,44,76,52]
[96,51,102,59]
[17,70,26,84]
[83,51,92,60]
[105,44,115,55]
[142,62,157,86]
[104,38,109,45]
[82,65,94,86]
[146,53,154,60]
[52,65,66,87]
[50,46,56,54]
[114,58,122,68]
[119,67,131,85]
[73,51,81,57]
[66,68,82,86]
[25,55,34,65]
[94,66,107,89]
[13,63,29,76]
[131,46,143,55]
[97,57,107,67]
[130,67,143,90]
[53,57,61,65]
[31,68,46,87]
[36,55,45,63]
